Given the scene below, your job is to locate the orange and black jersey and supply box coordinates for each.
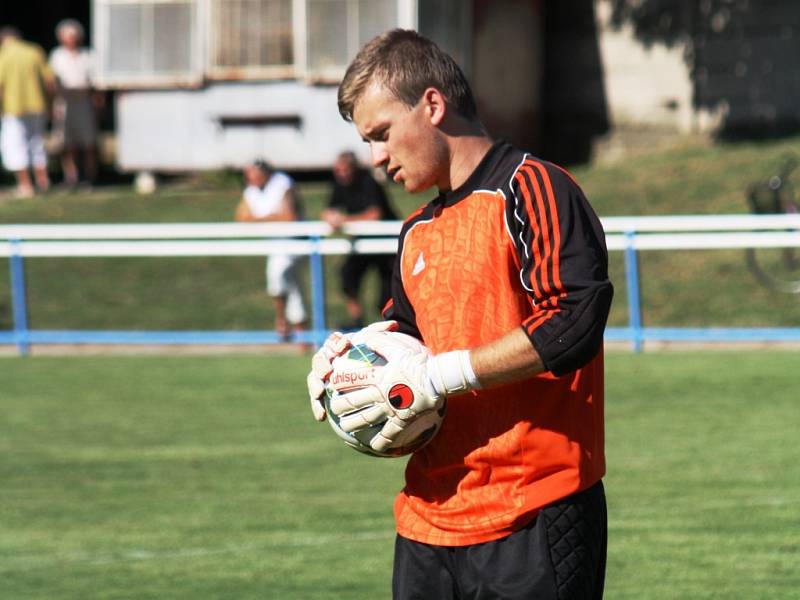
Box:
[383,141,613,546]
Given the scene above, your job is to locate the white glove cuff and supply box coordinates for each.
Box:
[428,350,481,398]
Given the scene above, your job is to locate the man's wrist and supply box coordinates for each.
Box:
[427,350,481,398]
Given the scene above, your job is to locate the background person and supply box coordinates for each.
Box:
[309,29,613,599]
[49,18,99,189]
[322,150,398,330]
[235,159,307,340]
[0,26,55,197]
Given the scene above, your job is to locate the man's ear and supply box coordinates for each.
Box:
[421,87,447,126]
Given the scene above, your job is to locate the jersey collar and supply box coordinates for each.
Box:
[436,140,512,207]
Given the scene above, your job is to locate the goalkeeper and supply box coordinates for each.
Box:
[308,29,613,600]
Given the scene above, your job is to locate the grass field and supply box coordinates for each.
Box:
[1,351,798,599]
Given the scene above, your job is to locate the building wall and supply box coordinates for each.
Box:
[691,0,800,137]
[116,82,368,172]
[595,0,800,138]
[471,0,543,154]
[595,2,702,134]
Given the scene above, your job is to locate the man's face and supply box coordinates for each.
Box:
[60,28,81,50]
[332,157,356,185]
[352,82,446,193]
[244,165,268,188]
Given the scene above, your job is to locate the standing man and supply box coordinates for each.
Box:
[49,19,100,189]
[235,159,307,340]
[308,30,613,599]
[322,150,398,330]
[0,27,55,197]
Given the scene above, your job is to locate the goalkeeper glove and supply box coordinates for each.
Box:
[306,321,398,422]
[327,329,481,453]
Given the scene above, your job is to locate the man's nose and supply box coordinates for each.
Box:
[370,142,389,167]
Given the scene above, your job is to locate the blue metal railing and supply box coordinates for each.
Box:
[8,239,30,356]
[623,231,643,353]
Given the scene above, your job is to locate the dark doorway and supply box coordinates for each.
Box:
[0,1,90,53]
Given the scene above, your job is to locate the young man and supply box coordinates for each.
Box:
[308,30,613,599]
[235,159,307,339]
[322,150,398,330]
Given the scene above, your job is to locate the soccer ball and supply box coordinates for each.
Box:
[323,338,445,458]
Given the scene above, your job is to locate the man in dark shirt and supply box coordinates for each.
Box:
[322,151,398,330]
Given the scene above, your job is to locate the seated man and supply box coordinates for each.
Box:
[235,159,307,339]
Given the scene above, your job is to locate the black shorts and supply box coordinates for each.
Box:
[392,480,607,600]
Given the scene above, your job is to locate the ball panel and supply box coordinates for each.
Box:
[346,343,387,366]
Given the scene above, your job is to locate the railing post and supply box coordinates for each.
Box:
[624,231,643,353]
[9,239,30,356]
[309,235,327,348]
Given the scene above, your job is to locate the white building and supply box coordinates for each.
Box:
[93,1,741,174]
[93,0,424,172]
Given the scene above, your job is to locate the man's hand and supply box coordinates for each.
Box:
[305,321,399,422]
[306,331,350,421]
[321,208,346,230]
[326,330,481,453]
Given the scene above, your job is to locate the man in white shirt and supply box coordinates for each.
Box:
[235,159,307,339]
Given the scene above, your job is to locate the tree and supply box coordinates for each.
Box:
[607,0,800,137]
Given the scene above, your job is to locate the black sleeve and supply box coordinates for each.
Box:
[506,160,613,376]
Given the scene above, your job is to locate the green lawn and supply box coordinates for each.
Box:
[1,351,798,598]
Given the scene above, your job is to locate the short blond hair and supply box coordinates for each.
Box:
[338,29,476,122]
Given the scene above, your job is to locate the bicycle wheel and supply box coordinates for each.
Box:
[745,176,800,294]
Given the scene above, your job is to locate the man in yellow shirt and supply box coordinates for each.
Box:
[0,27,55,197]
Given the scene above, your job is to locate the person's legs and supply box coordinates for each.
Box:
[459,481,607,600]
[12,170,35,197]
[27,114,49,192]
[1,115,35,197]
[59,145,97,188]
[393,481,607,600]
[66,91,99,185]
[61,147,80,187]
[393,535,457,600]
[344,297,362,325]
[82,146,98,185]
[270,295,289,338]
[340,253,368,329]
[539,480,607,600]
[283,262,307,335]
[33,165,50,192]
[268,255,307,339]
[267,255,291,337]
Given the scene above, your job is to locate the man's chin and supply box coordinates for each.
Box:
[403,180,427,194]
